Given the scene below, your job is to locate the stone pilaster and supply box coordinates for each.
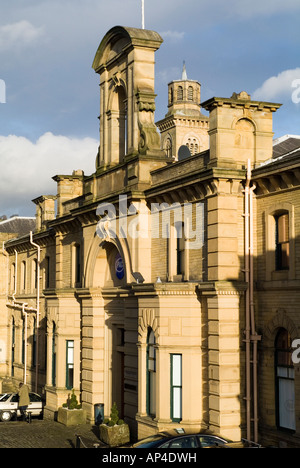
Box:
[199,283,244,441]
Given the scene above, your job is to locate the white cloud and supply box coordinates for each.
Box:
[0,20,44,52]
[252,68,300,102]
[159,30,185,43]
[156,66,181,86]
[0,132,98,215]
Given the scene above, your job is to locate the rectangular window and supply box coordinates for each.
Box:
[66,340,74,390]
[33,259,38,290]
[171,354,182,422]
[275,213,289,270]
[176,223,184,275]
[45,256,50,289]
[147,329,156,417]
[74,244,81,286]
[11,263,16,293]
[21,261,26,291]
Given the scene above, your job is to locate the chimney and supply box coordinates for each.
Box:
[32,195,56,231]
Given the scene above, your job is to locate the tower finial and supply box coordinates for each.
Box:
[142,0,145,29]
[182,61,187,80]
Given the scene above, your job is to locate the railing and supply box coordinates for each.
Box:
[75,434,101,449]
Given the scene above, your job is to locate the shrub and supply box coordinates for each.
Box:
[62,389,82,410]
[103,402,125,426]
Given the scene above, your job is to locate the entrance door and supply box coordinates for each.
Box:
[275,328,296,431]
[112,327,125,419]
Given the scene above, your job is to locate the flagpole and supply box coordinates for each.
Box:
[142,0,145,29]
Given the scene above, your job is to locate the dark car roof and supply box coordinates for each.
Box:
[132,428,232,447]
[156,428,230,439]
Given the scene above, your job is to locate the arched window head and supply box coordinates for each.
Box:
[175,222,185,275]
[165,136,173,158]
[109,84,128,163]
[169,87,174,106]
[188,86,194,101]
[21,261,26,291]
[275,212,289,270]
[177,86,183,101]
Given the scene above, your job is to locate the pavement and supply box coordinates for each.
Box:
[0,418,108,449]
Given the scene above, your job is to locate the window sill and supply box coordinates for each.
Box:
[271,270,289,281]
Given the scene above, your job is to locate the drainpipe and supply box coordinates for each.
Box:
[29,232,40,394]
[2,242,9,297]
[244,159,261,444]
[6,248,38,386]
[22,303,28,385]
[13,250,18,302]
[249,180,260,443]
[244,161,251,442]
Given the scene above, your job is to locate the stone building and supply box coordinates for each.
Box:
[1,25,300,447]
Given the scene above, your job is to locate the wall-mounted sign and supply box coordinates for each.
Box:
[115,252,124,280]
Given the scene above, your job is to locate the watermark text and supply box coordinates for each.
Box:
[0,79,6,104]
[96,195,204,250]
[292,79,300,104]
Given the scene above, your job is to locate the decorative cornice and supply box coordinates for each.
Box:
[253,165,300,196]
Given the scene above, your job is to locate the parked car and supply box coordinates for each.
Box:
[208,438,264,448]
[132,429,232,448]
[0,392,43,422]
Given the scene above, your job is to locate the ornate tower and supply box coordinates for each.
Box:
[92,26,167,172]
[156,63,209,160]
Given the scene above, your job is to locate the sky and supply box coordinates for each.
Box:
[0,0,299,217]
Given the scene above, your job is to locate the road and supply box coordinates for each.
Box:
[0,419,105,448]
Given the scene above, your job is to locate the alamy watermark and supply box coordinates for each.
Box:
[0,79,6,104]
[292,339,300,364]
[96,195,204,250]
[292,79,300,104]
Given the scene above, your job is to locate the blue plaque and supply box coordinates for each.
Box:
[115,253,124,280]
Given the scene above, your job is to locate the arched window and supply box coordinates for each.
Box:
[275,213,289,270]
[73,243,82,287]
[265,203,294,281]
[275,328,295,431]
[45,256,50,289]
[32,259,38,290]
[177,86,183,101]
[147,328,156,417]
[110,85,128,163]
[169,87,174,106]
[188,86,193,101]
[11,263,16,293]
[21,261,26,291]
[175,222,185,275]
[165,137,172,158]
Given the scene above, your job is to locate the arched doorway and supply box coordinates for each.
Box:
[82,239,128,422]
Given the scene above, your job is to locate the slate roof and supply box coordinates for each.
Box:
[0,216,36,236]
[273,135,300,159]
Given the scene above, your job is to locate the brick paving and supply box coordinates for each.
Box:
[0,419,107,449]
